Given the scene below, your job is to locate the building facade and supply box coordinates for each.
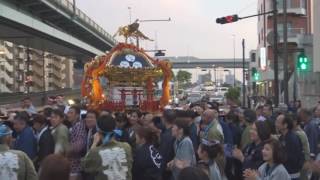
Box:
[313,0,320,72]
[256,0,312,102]
[0,40,74,93]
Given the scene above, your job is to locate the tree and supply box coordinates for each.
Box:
[176,70,192,89]
[225,87,241,106]
[176,70,192,84]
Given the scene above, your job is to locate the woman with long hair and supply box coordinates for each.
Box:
[233,120,272,171]
[132,126,163,180]
[244,139,290,180]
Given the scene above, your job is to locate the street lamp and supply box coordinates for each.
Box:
[196,66,201,84]
[232,34,236,87]
[212,65,217,87]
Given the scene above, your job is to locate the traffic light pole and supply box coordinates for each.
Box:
[283,0,289,105]
[281,48,305,102]
[293,65,297,102]
[273,0,279,107]
[216,11,275,24]
[238,10,275,20]
[216,7,279,107]
[242,39,246,107]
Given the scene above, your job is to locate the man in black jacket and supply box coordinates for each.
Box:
[159,109,176,180]
[276,114,304,180]
[33,114,54,170]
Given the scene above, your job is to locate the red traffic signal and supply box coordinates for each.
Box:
[216,15,239,24]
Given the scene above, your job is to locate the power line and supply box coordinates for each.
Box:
[237,0,257,14]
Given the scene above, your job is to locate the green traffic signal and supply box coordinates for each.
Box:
[251,67,260,81]
[297,53,309,71]
[254,72,260,81]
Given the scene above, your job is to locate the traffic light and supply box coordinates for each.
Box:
[245,71,249,80]
[297,53,309,71]
[216,15,239,24]
[251,67,260,81]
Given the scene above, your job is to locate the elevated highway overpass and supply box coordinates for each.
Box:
[164,56,250,69]
[0,0,117,60]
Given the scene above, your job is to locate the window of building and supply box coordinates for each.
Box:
[277,0,293,9]
[277,22,293,35]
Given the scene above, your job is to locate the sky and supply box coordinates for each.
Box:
[76,0,258,59]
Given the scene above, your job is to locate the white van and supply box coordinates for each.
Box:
[214,87,229,96]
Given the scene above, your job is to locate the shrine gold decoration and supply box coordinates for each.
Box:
[81,43,172,111]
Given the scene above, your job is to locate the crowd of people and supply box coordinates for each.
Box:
[1,95,320,180]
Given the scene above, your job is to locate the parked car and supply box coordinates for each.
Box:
[209,95,225,105]
[214,87,229,96]
[187,93,202,103]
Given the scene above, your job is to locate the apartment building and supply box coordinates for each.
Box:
[0,40,74,93]
[256,0,312,99]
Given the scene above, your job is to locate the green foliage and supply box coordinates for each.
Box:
[175,70,192,89]
[225,87,240,101]
[176,70,192,84]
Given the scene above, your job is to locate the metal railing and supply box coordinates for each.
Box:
[51,60,66,70]
[280,0,305,9]
[278,28,305,37]
[1,70,13,84]
[0,61,14,72]
[0,82,11,93]
[269,0,306,10]
[267,28,305,39]
[48,0,117,44]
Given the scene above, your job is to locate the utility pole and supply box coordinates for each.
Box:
[293,63,297,102]
[242,39,246,107]
[233,35,236,87]
[215,6,279,106]
[26,47,30,94]
[42,50,46,105]
[273,0,279,107]
[283,0,289,105]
